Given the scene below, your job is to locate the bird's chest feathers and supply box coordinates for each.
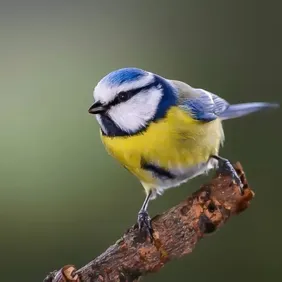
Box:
[101,107,223,182]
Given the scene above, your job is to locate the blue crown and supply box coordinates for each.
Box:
[101,68,147,86]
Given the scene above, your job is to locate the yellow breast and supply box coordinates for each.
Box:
[101,106,224,185]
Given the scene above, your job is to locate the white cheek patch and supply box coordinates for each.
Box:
[94,73,154,104]
[107,88,163,133]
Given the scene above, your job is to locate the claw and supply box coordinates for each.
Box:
[230,170,244,195]
[212,155,244,195]
[138,210,154,240]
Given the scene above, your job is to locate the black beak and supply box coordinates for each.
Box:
[88,102,107,114]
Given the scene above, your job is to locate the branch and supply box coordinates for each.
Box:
[44,162,254,282]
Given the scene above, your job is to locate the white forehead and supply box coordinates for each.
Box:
[93,71,155,104]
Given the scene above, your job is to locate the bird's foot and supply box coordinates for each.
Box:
[213,156,244,195]
[137,210,154,240]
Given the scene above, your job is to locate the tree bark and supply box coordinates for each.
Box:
[44,162,254,282]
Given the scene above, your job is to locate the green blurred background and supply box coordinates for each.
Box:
[1,1,281,281]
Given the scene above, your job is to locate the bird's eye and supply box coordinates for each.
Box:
[118,91,130,102]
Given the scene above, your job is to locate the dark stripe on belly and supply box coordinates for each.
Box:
[140,158,176,180]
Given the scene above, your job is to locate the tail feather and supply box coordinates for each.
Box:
[219,102,279,120]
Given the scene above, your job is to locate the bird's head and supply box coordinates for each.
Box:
[89,68,177,136]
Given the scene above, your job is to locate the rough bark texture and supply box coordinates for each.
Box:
[44,162,254,282]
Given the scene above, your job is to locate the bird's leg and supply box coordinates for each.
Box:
[137,190,154,239]
[211,155,244,195]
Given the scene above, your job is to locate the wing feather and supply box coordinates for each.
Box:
[170,80,229,122]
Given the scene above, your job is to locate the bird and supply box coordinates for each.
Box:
[88,67,279,237]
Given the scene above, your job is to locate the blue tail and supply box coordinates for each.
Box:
[219,102,279,120]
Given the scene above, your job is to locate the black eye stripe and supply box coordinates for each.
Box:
[107,80,161,107]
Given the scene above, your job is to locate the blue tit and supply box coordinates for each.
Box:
[88,67,278,236]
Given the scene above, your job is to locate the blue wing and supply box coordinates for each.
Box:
[178,87,278,122]
[180,88,229,122]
